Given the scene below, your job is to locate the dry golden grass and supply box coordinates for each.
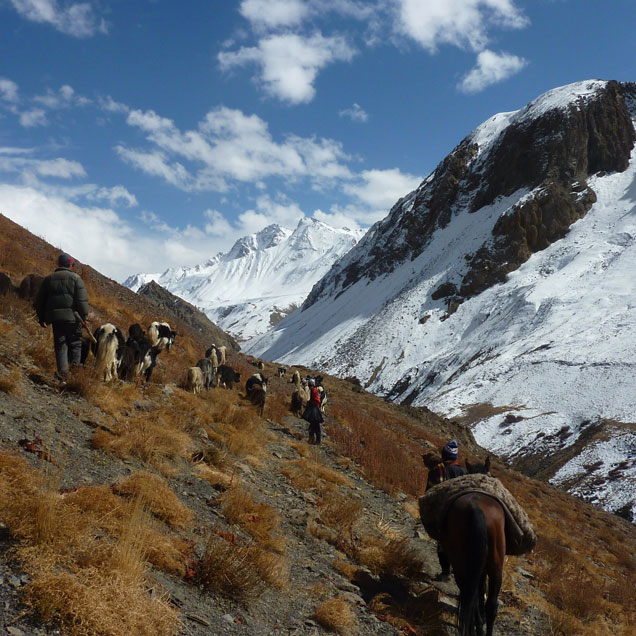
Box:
[220,486,284,552]
[92,414,192,468]
[24,569,179,636]
[281,457,352,492]
[0,368,22,395]
[0,453,181,635]
[197,533,266,600]
[314,597,357,635]
[63,485,189,576]
[112,471,193,529]
[194,463,236,489]
[355,532,425,579]
[314,484,361,549]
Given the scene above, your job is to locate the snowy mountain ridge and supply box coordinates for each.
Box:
[246,79,636,521]
[124,218,364,342]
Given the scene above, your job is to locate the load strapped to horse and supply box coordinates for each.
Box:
[419,472,537,636]
[419,473,536,555]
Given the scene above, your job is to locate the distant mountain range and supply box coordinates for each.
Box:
[124,218,363,342]
[246,80,636,522]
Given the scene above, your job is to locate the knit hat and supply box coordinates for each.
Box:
[442,440,459,461]
[58,252,74,267]
[308,378,315,386]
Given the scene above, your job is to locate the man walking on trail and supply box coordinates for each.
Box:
[303,377,324,445]
[35,253,90,381]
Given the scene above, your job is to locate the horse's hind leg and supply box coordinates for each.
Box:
[484,572,501,636]
[475,575,486,635]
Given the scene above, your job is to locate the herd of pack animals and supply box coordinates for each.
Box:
[0,269,534,636]
[82,318,529,636]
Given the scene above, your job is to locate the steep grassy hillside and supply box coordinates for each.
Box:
[1,214,635,636]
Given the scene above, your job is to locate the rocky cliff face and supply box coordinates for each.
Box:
[304,80,636,312]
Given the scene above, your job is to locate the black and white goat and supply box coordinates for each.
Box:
[148,321,177,351]
[92,324,126,382]
[121,323,161,383]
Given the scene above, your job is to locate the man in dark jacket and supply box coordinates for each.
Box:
[425,440,467,581]
[35,253,90,380]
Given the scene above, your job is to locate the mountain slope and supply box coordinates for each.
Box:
[125,218,363,342]
[246,80,636,521]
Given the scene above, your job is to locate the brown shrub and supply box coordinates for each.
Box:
[112,471,193,528]
[314,597,357,635]
[355,532,425,579]
[220,486,284,552]
[92,415,192,468]
[198,534,266,600]
[24,567,180,636]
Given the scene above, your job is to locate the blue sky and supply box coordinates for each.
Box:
[1,0,635,281]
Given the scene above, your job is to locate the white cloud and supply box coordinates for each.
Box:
[458,49,527,93]
[8,0,107,37]
[238,194,305,235]
[219,32,356,104]
[344,168,421,210]
[19,108,48,127]
[0,184,228,281]
[0,77,19,103]
[339,102,368,122]
[34,84,90,108]
[117,106,351,192]
[98,95,130,114]
[239,0,308,30]
[204,209,234,238]
[394,0,528,53]
[0,154,85,179]
[312,207,361,231]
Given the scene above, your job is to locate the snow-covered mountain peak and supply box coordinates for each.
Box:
[125,218,363,341]
[225,223,291,261]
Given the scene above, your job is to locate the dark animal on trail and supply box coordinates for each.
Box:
[216,364,240,389]
[246,372,267,393]
[196,357,216,389]
[277,366,286,377]
[425,457,504,636]
[121,323,161,382]
[466,456,491,475]
[18,273,44,301]
[245,373,267,417]
[441,492,505,636]
[148,321,177,351]
[92,323,126,382]
[0,272,14,295]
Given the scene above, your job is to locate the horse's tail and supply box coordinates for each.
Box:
[458,502,488,636]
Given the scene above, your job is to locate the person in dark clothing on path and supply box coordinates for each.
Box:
[424,439,467,581]
[302,378,323,445]
[35,253,90,380]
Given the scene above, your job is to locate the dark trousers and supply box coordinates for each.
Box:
[308,421,321,444]
[52,321,83,376]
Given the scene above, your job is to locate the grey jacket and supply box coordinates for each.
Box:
[35,267,89,324]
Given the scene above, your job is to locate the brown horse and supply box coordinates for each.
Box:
[441,456,505,636]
